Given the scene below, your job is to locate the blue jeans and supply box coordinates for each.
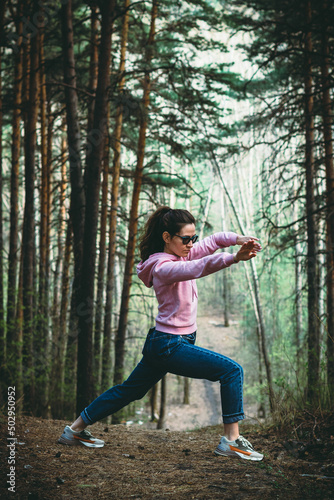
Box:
[81,329,245,425]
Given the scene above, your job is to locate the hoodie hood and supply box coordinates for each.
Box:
[137,252,179,288]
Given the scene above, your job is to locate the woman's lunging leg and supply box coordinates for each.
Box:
[80,357,166,425]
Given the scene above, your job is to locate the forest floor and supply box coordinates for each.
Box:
[1,314,334,499]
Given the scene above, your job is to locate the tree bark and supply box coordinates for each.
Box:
[52,117,67,334]
[60,0,86,413]
[37,17,51,417]
[52,222,72,418]
[113,0,158,392]
[102,0,130,390]
[76,0,115,413]
[293,179,303,376]
[22,2,39,413]
[157,376,166,429]
[320,0,334,402]
[6,0,23,372]
[50,117,68,417]
[0,46,4,383]
[304,0,320,405]
[150,384,158,421]
[87,3,99,133]
[60,0,85,331]
[91,3,107,393]
[15,248,24,410]
[183,378,190,404]
[94,109,110,392]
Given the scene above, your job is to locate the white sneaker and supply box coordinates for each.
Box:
[215,435,263,461]
[58,425,105,448]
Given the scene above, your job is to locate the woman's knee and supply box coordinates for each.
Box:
[220,360,243,384]
[232,361,243,381]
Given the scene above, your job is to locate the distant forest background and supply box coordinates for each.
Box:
[0,0,333,425]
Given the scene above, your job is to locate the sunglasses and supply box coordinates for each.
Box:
[174,234,199,245]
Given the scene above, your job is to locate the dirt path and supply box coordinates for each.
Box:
[145,314,255,431]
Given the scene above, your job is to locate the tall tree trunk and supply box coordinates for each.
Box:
[15,249,24,410]
[6,1,23,376]
[113,0,158,392]
[0,2,6,30]
[37,17,51,417]
[60,0,86,415]
[293,179,303,376]
[89,3,106,393]
[52,223,72,418]
[50,117,68,416]
[319,0,334,403]
[22,3,39,413]
[0,47,4,389]
[52,118,67,335]
[157,376,166,429]
[87,3,99,133]
[76,0,114,413]
[60,0,85,349]
[102,0,130,390]
[304,0,320,405]
[150,384,158,421]
[94,111,110,392]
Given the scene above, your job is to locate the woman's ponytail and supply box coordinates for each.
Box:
[139,206,195,261]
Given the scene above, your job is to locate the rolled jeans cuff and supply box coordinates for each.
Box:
[81,408,94,425]
[223,413,245,424]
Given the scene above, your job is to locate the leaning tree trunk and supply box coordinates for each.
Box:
[113,0,158,396]
[211,155,276,413]
[220,190,230,327]
[199,177,214,240]
[76,0,114,413]
[320,0,334,403]
[304,0,320,406]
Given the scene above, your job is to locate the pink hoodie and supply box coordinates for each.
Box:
[136,232,238,335]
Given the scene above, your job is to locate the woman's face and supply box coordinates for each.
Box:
[163,223,197,257]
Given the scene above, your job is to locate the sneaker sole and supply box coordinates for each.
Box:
[58,435,104,448]
[58,435,81,446]
[215,447,263,461]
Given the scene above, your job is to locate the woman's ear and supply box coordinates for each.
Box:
[162,231,171,244]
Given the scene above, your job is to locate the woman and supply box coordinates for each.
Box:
[59,207,263,461]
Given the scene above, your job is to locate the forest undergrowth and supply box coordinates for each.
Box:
[0,411,333,500]
[1,315,333,499]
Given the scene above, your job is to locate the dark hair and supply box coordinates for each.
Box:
[139,206,196,261]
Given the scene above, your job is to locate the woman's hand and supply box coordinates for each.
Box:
[236,234,261,247]
[234,239,261,263]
